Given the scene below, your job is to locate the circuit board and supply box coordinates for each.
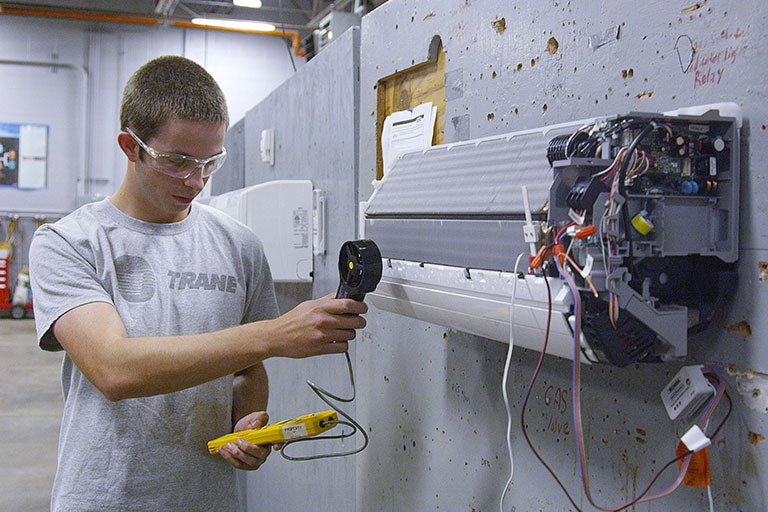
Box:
[627,121,730,197]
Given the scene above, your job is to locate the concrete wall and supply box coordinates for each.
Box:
[215,28,361,512]
[357,1,767,510]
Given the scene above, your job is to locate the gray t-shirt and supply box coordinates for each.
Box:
[29,198,279,512]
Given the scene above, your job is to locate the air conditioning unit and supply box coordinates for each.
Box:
[313,11,360,54]
[364,104,741,366]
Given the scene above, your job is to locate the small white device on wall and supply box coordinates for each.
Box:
[260,128,275,166]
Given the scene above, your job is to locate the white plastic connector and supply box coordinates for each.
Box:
[521,186,538,255]
[568,208,585,225]
[660,365,714,420]
[681,424,711,453]
[522,224,538,243]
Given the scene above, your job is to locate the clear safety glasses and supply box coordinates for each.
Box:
[125,127,227,180]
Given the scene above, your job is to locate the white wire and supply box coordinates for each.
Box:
[500,252,527,512]
[705,389,715,512]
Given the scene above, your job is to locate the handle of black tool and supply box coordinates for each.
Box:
[336,282,365,302]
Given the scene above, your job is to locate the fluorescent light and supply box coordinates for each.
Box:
[233,0,263,7]
[191,18,275,32]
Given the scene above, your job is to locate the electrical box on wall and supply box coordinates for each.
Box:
[207,180,315,282]
[364,103,741,366]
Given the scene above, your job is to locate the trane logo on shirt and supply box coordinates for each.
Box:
[167,271,238,294]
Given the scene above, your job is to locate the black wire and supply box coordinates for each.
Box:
[711,390,732,440]
[604,375,733,510]
[704,373,732,441]
[278,0,297,72]
[622,451,693,508]
[519,265,585,512]
[582,373,732,511]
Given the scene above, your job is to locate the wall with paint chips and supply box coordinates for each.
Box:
[356,1,768,510]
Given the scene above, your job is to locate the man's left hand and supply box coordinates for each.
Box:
[218,411,273,471]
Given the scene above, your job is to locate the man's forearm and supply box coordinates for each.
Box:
[53,303,280,401]
[232,363,269,428]
[53,295,364,401]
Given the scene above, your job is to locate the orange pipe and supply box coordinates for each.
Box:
[0,4,306,57]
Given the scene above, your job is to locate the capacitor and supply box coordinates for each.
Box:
[697,136,726,154]
[631,210,654,235]
[680,180,699,195]
[695,178,719,194]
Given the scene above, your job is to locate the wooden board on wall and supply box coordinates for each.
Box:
[375,41,445,180]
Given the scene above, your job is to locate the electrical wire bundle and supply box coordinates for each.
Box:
[508,239,732,511]
[596,122,667,328]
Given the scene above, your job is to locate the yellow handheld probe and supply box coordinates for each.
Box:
[208,410,338,454]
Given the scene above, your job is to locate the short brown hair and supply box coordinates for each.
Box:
[120,56,229,141]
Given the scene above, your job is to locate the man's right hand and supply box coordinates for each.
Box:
[265,293,368,358]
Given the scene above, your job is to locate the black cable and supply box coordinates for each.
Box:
[519,265,585,512]
[623,451,693,508]
[582,372,732,511]
[711,390,732,440]
[704,373,732,441]
[278,0,297,72]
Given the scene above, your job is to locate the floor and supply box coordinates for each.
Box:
[0,318,63,512]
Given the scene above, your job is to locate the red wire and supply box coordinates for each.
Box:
[554,222,575,244]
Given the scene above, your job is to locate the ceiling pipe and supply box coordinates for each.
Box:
[155,0,180,18]
[0,4,306,56]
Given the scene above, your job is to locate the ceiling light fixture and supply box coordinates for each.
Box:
[233,0,263,8]
[191,18,276,32]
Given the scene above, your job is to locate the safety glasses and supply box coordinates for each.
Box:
[125,127,227,179]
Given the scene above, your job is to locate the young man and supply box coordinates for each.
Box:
[29,56,367,511]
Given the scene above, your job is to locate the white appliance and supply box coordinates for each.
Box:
[207,180,315,283]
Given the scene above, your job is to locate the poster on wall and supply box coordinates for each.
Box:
[0,122,48,189]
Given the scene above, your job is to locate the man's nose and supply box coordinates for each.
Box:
[183,164,206,190]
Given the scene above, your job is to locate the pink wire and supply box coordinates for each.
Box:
[554,255,703,511]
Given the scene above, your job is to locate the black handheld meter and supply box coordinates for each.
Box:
[335,240,382,301]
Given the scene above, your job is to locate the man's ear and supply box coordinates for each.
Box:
[117,132,139,162]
